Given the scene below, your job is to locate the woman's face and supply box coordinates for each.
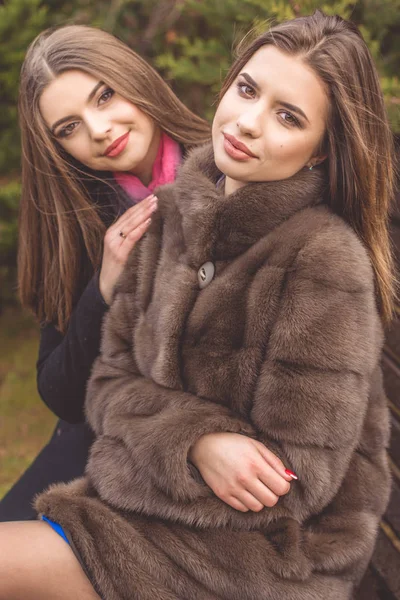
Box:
[39,70,161,183]
[212,45,328,195]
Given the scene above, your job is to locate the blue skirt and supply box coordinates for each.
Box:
[41,515,70,544]
[41,515,102,597]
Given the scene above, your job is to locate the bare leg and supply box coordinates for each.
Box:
[0,521,101,600]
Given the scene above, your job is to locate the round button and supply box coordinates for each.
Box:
[198,261,215,289]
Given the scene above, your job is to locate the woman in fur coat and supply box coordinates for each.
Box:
[0,11,396,600]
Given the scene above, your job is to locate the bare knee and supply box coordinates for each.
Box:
[0,521,100,600]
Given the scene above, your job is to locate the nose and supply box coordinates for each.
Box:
[236,105,263,138]
[84,110,112,141]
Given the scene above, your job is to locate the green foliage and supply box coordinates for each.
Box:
[0,181,21,309]
[0,0,46,307]
[0,0,48,175]
[152,0,355,120]
[354,0,400,76]
[381,76,400,133]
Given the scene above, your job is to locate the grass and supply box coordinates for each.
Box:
[0,307,56,499]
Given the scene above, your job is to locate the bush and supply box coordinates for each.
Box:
[0,180,20,311]
[0,0,48,175]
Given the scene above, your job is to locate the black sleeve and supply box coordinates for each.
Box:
[36,273,109,423]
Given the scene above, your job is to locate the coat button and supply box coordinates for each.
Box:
[198,261,215,289]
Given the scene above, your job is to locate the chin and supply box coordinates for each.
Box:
[213,149,225,174]
[215,156,247,182]
[213,144,234,174]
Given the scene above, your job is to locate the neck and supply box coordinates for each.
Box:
[130,127,162,185]
[224,176,246,196]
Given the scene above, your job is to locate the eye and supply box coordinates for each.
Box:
[58,122,79,138]
[278,111,301,128]
[98,88,115,105]
[236,81,256,98]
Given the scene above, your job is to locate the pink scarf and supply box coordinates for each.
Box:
[113,132,182,203]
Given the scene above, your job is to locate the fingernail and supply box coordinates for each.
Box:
[285,469,298,480]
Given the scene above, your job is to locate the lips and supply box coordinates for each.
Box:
[104,132,130,157]
[223,133,256,159]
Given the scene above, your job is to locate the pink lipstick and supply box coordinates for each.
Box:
[223,133,256,161]
[104,132,130,157]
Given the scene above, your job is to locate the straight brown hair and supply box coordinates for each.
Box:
[18,25,210,332]
[220,11,396,323]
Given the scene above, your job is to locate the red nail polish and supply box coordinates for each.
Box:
[285,469,298,480]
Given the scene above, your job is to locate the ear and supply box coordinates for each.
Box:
[315,153,328,165]
[307,154,328,169]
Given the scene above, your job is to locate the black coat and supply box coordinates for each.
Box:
[0,176,125,521]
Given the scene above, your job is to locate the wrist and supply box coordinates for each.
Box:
[188,443,198,467]
[98,272,111,306]
[188,433,216,468]
[98,271,111,306]
[188,435,207,467]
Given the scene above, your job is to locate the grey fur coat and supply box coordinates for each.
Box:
[36,144,391,600]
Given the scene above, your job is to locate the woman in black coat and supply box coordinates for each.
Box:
[0,24,210,522]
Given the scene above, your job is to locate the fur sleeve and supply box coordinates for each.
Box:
[85,283,255,510]
[250,220,385,523]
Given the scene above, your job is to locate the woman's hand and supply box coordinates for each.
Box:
[189,433,295,513]
[99,194,158,304]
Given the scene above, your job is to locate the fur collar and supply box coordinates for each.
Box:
[173,142,328,264]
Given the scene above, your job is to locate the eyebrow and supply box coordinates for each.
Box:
[50,80,104,134]
[240,72,310,123]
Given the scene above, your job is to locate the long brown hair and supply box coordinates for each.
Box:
[219,11,396,323]
[18,25,210,332]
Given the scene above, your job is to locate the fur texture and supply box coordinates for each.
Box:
[36,144,391,600]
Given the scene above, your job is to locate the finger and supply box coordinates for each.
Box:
[227,497,249,512]
[236,491,265,513]
[113,198,157,237]
[109,195,157,234]
[255,442,294,481]
[120,197,158,232]
[257,463,291,497]
[107,201,157,248]
[118,218,152,261]
[246,478,282,508]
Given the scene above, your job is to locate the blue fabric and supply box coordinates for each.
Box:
[42,515,70,545]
